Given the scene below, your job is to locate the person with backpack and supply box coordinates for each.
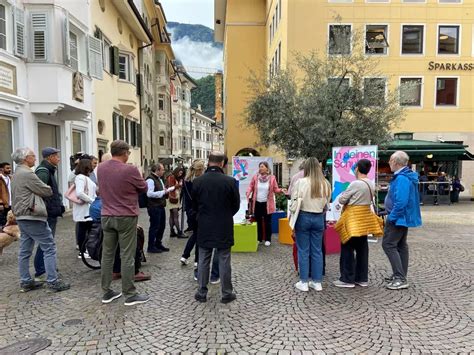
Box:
[33,147,65,282]
[146,163,175,253]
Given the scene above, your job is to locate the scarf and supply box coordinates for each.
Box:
[258,174,270,183]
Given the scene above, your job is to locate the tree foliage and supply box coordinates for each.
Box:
[245,25,406,162]
[191,75,215,117]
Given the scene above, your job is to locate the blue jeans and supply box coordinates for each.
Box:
[17,220,58,284]
[34,216,57,277]
[147,206,166,250]
[295,211,324,283]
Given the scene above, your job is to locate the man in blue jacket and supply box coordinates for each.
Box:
[383,151,422,290]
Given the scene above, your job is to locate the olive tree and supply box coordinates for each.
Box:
[245,24,408,162]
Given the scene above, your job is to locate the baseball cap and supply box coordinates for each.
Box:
[42,147,61,158]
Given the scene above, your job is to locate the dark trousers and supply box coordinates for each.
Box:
[382,221,409,281]
[77,221,93,252]
[197,247,232,298]
[113,243,141,275]
[34,216,58,277]
[254,201,272,242]
[182,230,197,260]
[339,236,368,284]
[147,206,166,250]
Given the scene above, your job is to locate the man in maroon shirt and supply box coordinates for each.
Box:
[97,140,149,306]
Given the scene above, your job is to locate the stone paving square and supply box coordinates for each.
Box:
[0,203,472,354]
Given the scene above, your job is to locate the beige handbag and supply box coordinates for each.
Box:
[289,182,302,230]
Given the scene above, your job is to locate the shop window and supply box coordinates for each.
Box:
[439,0,461,3]
[438,25,459,55]
[401,25,424,54]
[329,25,351,55]
[436,78,458,106]
[364,78,386,106]
[0,118,13,163]
[366,25,388,55]
[72,130,84,154]
[400,78,422,106]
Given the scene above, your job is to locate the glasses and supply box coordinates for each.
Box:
[126,151,131,155]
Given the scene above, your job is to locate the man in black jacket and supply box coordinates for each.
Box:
[34,147,65,281]
[192,152,240,303]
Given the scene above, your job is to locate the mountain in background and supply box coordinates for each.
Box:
[166,22,223,117]
[167,22,223,49]
[191,75,216,118]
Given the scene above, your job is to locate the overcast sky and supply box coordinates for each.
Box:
[160,0,214,29]
[159,0,222,77]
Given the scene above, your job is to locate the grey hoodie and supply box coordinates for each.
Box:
[11,165,52,221]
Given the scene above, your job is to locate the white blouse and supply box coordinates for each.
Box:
[256,180,270,203]
[72,174,97,222]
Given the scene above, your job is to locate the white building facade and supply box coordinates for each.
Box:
[0,0,100,193]
[192,109,214,162]
[171,69,196,166]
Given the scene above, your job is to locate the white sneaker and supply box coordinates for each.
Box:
[294,281,309,292]
[194,262,198,268]
[78,251,91,259]
[333,280,355,288]
[355,281,369,287]
[264,241,271,247]
[180,257,188,265]
[309,281,323,291]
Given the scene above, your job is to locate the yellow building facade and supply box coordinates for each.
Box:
[91,0,152,167]
[215,0,474,189]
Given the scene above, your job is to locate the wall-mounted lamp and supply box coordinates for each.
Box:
[426,154,433,159]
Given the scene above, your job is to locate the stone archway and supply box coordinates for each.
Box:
[235,147,260,157]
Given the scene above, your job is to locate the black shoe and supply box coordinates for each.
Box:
[156,245,170,252]
[177,233,188,239]
[194,292,207,303]
[221,293,237,304]
[124,294,150,306]
[147,248,162,254]
[102,290,122,304]
[387,279,409,290]
[47,279,70,293]
[184,227,192,233]
[20,281,43,293]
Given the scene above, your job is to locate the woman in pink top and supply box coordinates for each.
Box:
[246,162,286,246]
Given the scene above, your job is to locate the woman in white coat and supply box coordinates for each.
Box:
[73,158,97,258]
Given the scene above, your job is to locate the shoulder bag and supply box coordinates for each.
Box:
[288,182,303,230]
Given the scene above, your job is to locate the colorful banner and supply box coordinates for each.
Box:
[231,156,273,223]
[327,145,378,221]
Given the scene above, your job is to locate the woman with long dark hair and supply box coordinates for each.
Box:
[73,158,97,258]
[246,161,286,247]
[167,166,186,238]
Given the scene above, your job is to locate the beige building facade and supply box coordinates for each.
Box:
[215,0,474,191]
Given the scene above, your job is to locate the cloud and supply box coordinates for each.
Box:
[170,35,223,79]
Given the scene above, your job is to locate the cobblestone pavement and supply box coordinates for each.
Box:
[0,202,473,354]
